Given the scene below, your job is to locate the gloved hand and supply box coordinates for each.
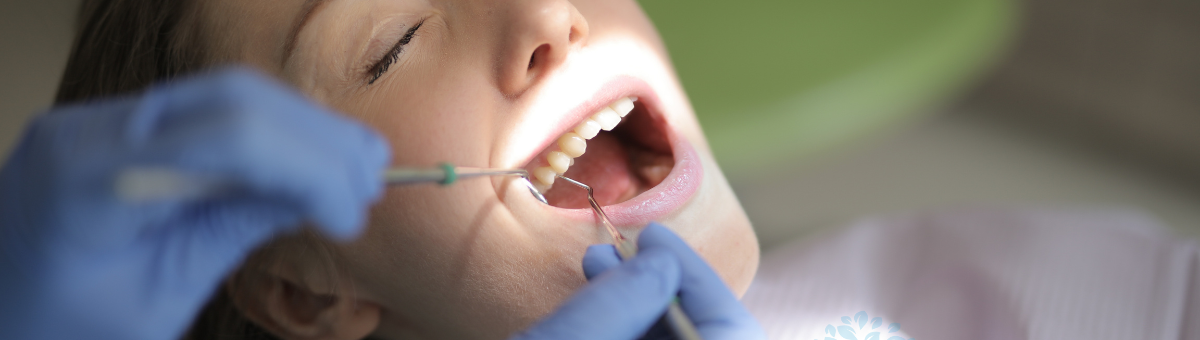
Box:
[513,222,766,340]
[0,67,389,340]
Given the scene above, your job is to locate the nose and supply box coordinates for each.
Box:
[495,0,589,96]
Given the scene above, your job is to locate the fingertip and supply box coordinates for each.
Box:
[584,244,619,259]
[365,128,391,168]
[637,221,686,250]
[582,244,621,280]
[359,161,386,205]
[310,195,367,242]
[364,131,390,201]
[350,120,389,166]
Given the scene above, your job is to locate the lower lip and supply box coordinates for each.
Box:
[540,130,703,229]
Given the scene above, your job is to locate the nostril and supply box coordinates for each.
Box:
[568,27,582,44]
[529,44,551,70]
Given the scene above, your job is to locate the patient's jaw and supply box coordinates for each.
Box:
[202,0,759,339]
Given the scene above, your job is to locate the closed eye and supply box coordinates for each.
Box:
[367,19,424,85]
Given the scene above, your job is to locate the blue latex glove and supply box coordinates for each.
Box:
[513,222,766,340]
[0,67,389,340]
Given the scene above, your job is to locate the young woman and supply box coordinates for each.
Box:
[0,0,761,339]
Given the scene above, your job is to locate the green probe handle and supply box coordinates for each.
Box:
[438,163,456,185]
[382,163,457,185]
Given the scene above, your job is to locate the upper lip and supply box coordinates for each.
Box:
[512,76,657,169]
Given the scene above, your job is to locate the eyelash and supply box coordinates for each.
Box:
[367,20,424,85]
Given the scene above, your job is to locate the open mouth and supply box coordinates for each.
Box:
[523,97,676,209]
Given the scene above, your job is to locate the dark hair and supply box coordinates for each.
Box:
[57,1,285,339]
[55,0,206,104]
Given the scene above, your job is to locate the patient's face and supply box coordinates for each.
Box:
[206,0,757,338]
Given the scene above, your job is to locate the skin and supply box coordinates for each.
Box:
[199,0,759,339]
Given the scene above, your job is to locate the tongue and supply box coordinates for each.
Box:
[542,133,636,208]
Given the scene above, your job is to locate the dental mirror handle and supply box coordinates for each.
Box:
[615,237,703,340]
[117,164,547,204]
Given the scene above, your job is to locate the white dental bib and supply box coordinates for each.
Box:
[742,207,1198,340]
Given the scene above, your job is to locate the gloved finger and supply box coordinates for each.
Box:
[137,68,389,240]
[582,244,621,280]
[155,123,369,238]
[222,71,389,222]
[512,248,681,340]
[189,68,389,240]
[637,222,766,339]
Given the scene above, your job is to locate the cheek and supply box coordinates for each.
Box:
[340,186,592,338]
[358,77,502,167]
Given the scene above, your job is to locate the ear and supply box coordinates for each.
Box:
[232,275,381,340]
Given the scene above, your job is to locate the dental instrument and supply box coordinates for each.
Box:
[116,164,548,204]
[556,174,704,340]
[383,164,548,204]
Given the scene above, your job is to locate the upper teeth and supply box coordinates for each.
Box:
[592,108,621,131]
[532,97,637,189]
[558,133,587,157]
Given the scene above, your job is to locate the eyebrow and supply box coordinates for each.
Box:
[281,0,331,65]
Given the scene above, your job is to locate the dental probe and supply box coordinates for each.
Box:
[383,164,548,204]
[556,175,704,340]
[116,164,548,204]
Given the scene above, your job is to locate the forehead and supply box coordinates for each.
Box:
[199,0,309,72]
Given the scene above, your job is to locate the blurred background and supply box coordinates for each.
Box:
[2,0,1197,252]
